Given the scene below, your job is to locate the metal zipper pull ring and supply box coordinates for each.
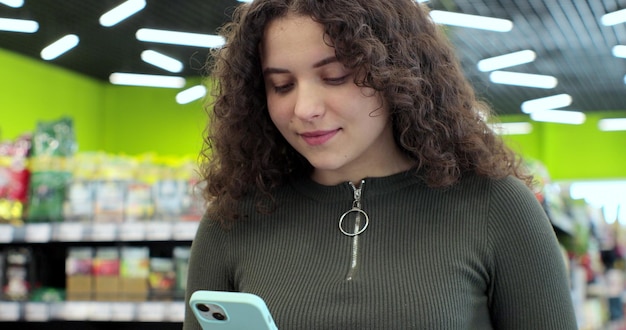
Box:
[338,207,369,236]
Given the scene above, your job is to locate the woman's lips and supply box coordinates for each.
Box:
[300,129,339,146]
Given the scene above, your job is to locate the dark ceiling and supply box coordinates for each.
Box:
[1,0,625,116]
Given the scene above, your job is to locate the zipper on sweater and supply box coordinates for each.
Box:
[343,180,366,281]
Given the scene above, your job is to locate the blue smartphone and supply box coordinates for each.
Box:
[189,290,278,330]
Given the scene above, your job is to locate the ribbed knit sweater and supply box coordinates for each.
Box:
[183,171,577,329]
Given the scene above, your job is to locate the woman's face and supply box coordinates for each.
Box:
[261,14,405,185]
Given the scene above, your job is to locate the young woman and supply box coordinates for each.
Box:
[183,0,577,328]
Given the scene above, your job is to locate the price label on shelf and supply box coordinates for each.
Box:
[24,302,50,322]
[0,302,20,321]
[118,222,146,241]
[145,222,172,241]
[173,221,199,241]
[25,223,52,243]
[90,223,117,241]
[54,222,84,241]
[137,302,166,322]
[88,302,112,321]
[167,301,186,322]
[111,302,135,321]
[0,224,14,243]
[59,302,89,321]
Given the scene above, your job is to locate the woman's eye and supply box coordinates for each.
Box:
[273,83,293,93]
[325,75,349,85]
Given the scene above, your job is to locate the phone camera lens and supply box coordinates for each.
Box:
[213,312,227,321]
[196,303,210,312]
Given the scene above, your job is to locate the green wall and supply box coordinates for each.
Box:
[500,112,626,181]
[1,48,625,180]
[1,48,206,158]
[1,48,104,151]
[101,80,205,157]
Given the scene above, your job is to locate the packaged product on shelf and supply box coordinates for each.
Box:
[94,180,126,222]
[26,169,71,222]
[2,247,34,301]
[148,257,175,301]
[0,135,31,224]
[63,180,96,222]
[27,117,76,223]
[93,247,120,301]
[93,155,135,222]
[173,246,190,300]
[125,155,159,222]
[119,246,150,301]
[30,287,65,302]
[63,153,100,222]
[0,250,3,293]
[125,182,154,221]
[31,117,77,157]
[66,247,94,301]
[153,179,187,221]
[180,177,206,222]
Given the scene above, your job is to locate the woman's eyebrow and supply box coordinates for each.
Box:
[312,56,338,68]
[263,56,338,76]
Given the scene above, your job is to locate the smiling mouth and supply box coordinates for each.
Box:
[300,129,339,146]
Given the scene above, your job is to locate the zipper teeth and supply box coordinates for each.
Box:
[345,180,365,281]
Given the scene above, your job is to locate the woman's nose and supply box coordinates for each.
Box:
[293,84,324,121]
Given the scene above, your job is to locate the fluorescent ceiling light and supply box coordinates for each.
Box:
[0,0,23,8]
[598,118,626,131]
[141,50,183,73]
[489,122,533,135]
[176,85,207,104]
[0,17,38,33]
[614,45,626,58]
[477,50,536,72]
[109,73,186,88]
[521,93,572,114]
[99,0,146,27]
[136,28,225,48]
[429,10,513,32]
[530,109,586,125]
[40,34,79,60]
[601,8,626,26]
[489,71,557,89]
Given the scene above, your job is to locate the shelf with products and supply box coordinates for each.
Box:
[0,221,199,244]
[0,300,186,322]
[0,117,205,329]
[1,240,193,326]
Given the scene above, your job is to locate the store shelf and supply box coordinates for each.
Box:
[0,301,185,322]
[0,221,199,243]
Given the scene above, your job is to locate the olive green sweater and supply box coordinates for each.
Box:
[184,172,577,329]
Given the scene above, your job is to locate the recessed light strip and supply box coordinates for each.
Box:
[521,94,572,114]
[141,50,183,73]
[0,17,38,33]
[489,122,533,135]
[477,50,536,72]
[40,34,80,60]
[598,118,626,131]
[613,45,626,58]
[136,28,225,48]
[530,109,586,125]
[99,0,146,27]
[109,73,186,88]
[489,71,557,89]
[601,8,626,26]
[0,0,23,8]
[176,85,207,104]
[429,10,513,32]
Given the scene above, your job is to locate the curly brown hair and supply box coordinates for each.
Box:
[200,0,531,223]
